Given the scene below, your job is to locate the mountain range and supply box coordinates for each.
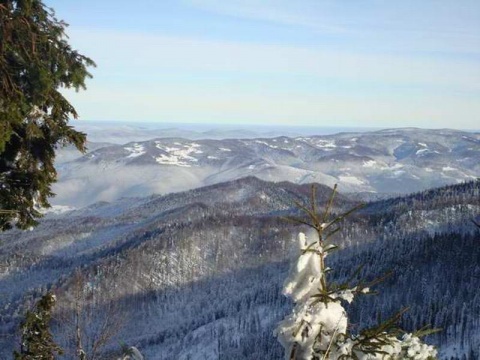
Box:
[52,128,480,208]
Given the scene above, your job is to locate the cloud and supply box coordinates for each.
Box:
[60,1,480,130]
[185,0,480,55]
[186,0,348,34]
[69,28,479,92]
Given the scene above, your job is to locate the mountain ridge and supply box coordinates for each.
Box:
[52,128,480,208]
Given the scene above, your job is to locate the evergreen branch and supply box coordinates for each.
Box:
[289,343,298,360]
[323,203,365,231]
[412,326,442,338]
[361,271,394,291]
[281,216,315,229]
[323,227,340,242]
[311,184,317,219]
[322,184,338,223]
[0,209,18,214]
[345,264,365,286]
[359,308,409,341]
[293,200,321,229]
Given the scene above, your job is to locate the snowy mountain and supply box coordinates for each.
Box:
[52,128,480,208]
[1,178,479,359]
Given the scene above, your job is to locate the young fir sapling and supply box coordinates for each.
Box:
[274,184,438,360]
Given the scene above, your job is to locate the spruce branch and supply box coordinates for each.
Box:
[275,184,438,360]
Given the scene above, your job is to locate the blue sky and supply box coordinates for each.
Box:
[46,0,479,129]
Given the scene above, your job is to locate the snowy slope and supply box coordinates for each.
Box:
[1,179,479,359]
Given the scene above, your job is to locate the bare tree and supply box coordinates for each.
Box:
[55,271,127,360]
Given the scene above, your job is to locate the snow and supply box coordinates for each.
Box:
[124,144,146,158]
[41,205,75,215]
[338,175,365,185]
[176,319,231,360]
[275,232,437,360]
[317,140,336,148]
[255,140,278,149]
[389,163,404,170]
[155,143,203,167]
[362,160,377,168]
[283,233,322,302]
[302,138,337,149]
[155,154,193,167]
[276,233,349,359]
[416,147,440,156]
[442,166,456,171]
[119,347,144,360]
[52,130,480,207]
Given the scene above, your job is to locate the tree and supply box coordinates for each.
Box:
[56,270,126,360]
[275,185,438,359]
[0,0,95,230]
[14,292,63,359]
[473,218,480,229]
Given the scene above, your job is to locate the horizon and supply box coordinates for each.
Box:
[45,0,479,129]
[72,119,480,133]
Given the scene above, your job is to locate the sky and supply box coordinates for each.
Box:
[46,0,480,129]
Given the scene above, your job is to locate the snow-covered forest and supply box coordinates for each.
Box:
[2,0,479,359]
[1,178,479,359]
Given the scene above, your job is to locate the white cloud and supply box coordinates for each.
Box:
[70,28,479,92]
[186,0,480,55]
[61,0,480,130]
[187,0,347,34]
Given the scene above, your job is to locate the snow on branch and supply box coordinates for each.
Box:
[274,185,438,360]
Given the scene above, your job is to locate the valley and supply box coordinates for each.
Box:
[1,174,479,359]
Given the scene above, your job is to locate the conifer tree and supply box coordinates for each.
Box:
[14,292,63,359]
[0,0,95,230]
[275,185,438,359]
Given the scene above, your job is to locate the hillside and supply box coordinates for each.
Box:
[0,179,479,359]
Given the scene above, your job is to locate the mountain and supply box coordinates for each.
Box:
[69,121,376,144]
[1,178,479,359]
[52,128,480,208]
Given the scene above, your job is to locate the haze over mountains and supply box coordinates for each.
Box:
[53,127,480,208]
[70,121,379,143]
